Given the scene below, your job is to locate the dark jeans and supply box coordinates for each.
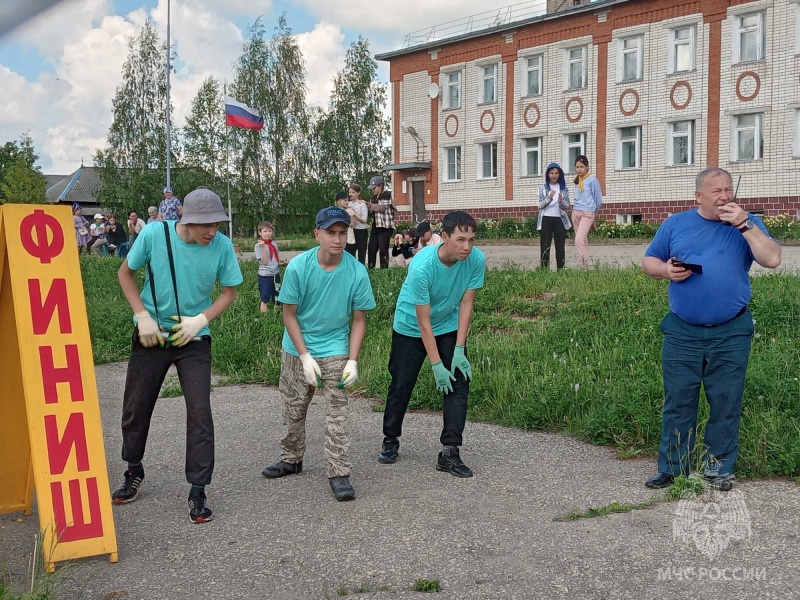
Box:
[540,216,567,270]
[353,228,368,265]
[121,332,214,485]
[368,226,394,269]
[383,330,469,447]
[657,310,753,477]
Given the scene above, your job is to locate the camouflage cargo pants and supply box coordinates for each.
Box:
[279,351,350,478]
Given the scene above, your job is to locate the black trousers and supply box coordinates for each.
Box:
[540,216,567,270]
[368,226,394,269]
[121,333,214,486]
[382,330,469,447]
[353,228,368,265]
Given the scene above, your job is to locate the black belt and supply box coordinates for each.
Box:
[701,306,748,327]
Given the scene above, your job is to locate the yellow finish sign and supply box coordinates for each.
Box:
[0,204,118,572]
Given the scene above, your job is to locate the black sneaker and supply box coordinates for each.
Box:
[329,476,355,501]
[644,473,675,489]
[188,492,213,523]
[378,439,399,464]
[436,448,473,478]
[111,468,144,504]
[703,474,734,491]
[261,461,303,478]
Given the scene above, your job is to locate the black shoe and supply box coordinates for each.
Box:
[329,476,356,501]
[645,473,674,489]
[703,475,734,491]
[436,449,473,478]
[188,491,213,523]
[111,468,144,504]
[261,460,303,478]
[378,439,399,464]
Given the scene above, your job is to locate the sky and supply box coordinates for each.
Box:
[0,0,547,174]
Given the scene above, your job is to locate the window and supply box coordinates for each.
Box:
[668,26,695,73]
[732,113,763,161]
[616,214,642,225]
[566,47,586,89]
[444,71,461,109]
[796,4,800,55]
[521,137,542,176]
[480,65,497,104]
[478,142,498,179]
[444,146,462,181]
[618,126,641,169]
[563,133,586,171]
[794,109,800,158]
[618,36,642,81]
[525,55,542,96]
[667,121,694,166]
[734,12,765,63]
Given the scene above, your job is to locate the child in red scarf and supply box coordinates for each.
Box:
[256,221,281,313]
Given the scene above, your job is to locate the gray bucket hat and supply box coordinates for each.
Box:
[180,188,230,225]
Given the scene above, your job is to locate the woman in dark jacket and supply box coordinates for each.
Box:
[537,162,572,270]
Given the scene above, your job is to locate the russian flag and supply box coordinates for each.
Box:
[225,96,264,130]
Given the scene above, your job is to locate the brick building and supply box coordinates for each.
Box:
[375,0,800,224]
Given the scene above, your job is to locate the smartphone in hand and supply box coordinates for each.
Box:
[672,259,703,274]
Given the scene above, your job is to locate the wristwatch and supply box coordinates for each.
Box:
[737,219,755,233]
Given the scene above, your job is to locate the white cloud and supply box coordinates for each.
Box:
[296,22,345,109]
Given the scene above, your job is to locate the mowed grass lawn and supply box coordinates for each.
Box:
[82,256,800,480]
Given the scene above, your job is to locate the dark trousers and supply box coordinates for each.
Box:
[383,330,469,447]
[657,310,753,477]
[353,228,368,264]
[368,226,394,269]
[540,216,567,270]
[121,333,214,486]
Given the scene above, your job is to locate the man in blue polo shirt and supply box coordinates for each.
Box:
[641,167,781,491]
[378,210,485,477]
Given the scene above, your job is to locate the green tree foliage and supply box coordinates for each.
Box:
[183,76,225,186]
[0,134,46,204]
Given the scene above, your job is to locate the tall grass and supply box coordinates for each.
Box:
[82,256,800,479]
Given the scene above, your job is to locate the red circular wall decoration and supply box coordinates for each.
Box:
[736,71,761,102]
[523,103,541,128]
[444,114,459,138]
[618,89,639,116]
[565,97,584,123]
[670,81,692,110]
[479,109,495,133]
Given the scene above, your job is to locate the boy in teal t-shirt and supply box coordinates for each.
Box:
[262,206,376,501]
[379,211,485,477]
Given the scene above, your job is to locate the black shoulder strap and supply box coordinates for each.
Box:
[146,221,182,324]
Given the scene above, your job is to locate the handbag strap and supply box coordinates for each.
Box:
[146,221,182,325]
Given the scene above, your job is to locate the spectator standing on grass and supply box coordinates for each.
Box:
[537,163,572,271]
[335,191,358,257]
[348,184,369,264]
[73,203,92,254]
[111,188,242,524]
[641,167,780,492]
[261,206,376,502]
[367,175,395,269]
[158,186,182,221]
[378,211,485,478]
[255,220,281,313]
[571,155,602,269]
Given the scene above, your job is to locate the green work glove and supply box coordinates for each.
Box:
[451,345,472,382]
[431,361,456,394]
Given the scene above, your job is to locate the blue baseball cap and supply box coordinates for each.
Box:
[316,206,351,229]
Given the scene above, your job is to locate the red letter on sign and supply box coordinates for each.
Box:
[44,413,90,474]
[51,478,104,542]
[39,344,84,404]
[28,278,72,335]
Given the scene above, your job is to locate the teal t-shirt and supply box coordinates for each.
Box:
[127,220,243,336]
[393,243,485,337]
[279,248,376,357]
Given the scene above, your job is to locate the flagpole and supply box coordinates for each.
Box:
[224,82,233,239]
[165,0,172,189]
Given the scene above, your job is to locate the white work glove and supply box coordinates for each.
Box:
[168,313,209,347]
[338,360,358,389]
[300,352,322,388]
[135,311,164,348]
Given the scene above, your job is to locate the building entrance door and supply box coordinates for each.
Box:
[410,179,426,224]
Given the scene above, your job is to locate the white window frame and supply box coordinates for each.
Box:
[479,64,497,104]
[525,55,543,97]
[562,132,586,172]
[521,137,542,177]
[793,109,800,158]
[733,11,765,63]
[478,142,498,179]
[666,120,694,166]
[565,46,587,90]
[796,4,800,56]
[443,71,461,110]
[732,113,763,161]
[617,125,642,169]
[617,35,643,82]
[444,146,462,182]
[667,25,695,74]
